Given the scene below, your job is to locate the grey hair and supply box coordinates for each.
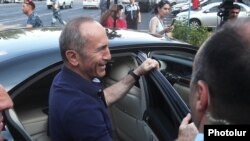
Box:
[59,17,95,62]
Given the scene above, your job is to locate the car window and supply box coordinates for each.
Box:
[143,74,180,141]
[240,6,246,12]
[150,49,195,106]
[209,5,219,13]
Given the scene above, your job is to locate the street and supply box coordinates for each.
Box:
[0,0,173,31]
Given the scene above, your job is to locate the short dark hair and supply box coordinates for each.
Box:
[191,18,250,123]
[24,0,35,10]
[231,4,241,10]
[152,0,170,14]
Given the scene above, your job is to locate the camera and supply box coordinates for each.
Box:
[217,0,234,22]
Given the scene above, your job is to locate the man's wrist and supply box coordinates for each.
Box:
[128,69,140,81]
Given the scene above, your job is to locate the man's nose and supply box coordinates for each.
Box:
[104,48,111,60]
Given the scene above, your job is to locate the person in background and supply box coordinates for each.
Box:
[149,0,173,37]
[100,4,127,29]
[228,4,240,20]
[51,0,66,26]
[124,0,141,30]
[176,18,250,141]
[218,4,240,28]
[49,17,159,141]
[99,0,111,16]
[0,85,14,141]
[22,0,43,28]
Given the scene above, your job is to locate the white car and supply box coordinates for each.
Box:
[46,0,74,9]
[3,0,23,3]
[172,0,210,16]
[83,0,100,9]
[168,0,188,6]
[175,2,250,28]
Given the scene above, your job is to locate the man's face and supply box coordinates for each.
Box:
[77,22,111,80]
[22,3,30,14]
[189,47,204,128]
[229,8,240,19]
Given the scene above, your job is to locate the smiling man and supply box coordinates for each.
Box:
[48,17,159,141]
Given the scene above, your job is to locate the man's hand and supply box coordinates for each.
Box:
[176,113,198,141]
[0,85,13,112]
[133,58,159,76]
[0,85,13,140]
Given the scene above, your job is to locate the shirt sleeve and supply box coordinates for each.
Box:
[27,15,36,27]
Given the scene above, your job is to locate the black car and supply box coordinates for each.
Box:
[0,27,197,141]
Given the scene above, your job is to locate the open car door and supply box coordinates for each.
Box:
[137,52,191,140]
[105,49,195,141]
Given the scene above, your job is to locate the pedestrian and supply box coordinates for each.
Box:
[0,85,14,141]
[149,0,173,37]
[48,17,159,141]
[218,4,240,28]
[124,0,141,30]
[227,4,240,21]
[51,0,66,26]
[22,0,43,28]
[99,0,111,16]
[176,18,250,141]
[100,4,127,29]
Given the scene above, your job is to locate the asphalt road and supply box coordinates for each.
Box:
[0,0,173,31]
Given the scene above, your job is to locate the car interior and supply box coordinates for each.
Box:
[6,51,193,141]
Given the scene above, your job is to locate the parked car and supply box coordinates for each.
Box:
[46,0,74,9]
[82,0,100,8]
[171,0,210,16]
[0,27,197,141]
[3,0,23,3]
[168,0,188,6]
[175,2,250,28]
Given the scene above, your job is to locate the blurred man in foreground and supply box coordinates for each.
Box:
[176,18,250,141]
[0,85,13,141]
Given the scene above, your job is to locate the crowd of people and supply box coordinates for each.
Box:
[21,0,242,36]
[20,0,169,37]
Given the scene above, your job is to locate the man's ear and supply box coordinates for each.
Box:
[196,80,209,112]
[65,50,79,66]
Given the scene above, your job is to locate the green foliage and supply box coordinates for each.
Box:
[172,21,210,47]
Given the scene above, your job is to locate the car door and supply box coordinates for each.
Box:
[105,46,195,141]
[201,5,221,27]
[136,52,192,140]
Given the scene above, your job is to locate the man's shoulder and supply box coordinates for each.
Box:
[28,12,38,21]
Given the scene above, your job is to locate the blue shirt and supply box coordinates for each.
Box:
[49,66,112,141]
[27,11,43,28]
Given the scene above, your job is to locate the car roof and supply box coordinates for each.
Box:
[201,2,250,10]
[0,27,193,91]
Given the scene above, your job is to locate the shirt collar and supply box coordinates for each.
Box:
[61,65,103,97]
